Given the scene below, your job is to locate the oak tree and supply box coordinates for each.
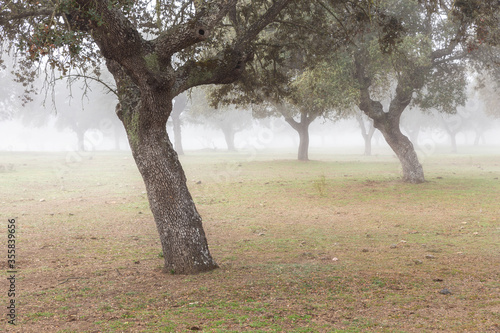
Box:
[1,0,293,274]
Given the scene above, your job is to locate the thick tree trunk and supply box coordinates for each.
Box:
[376,117,425,183]
[127,125,218,274]
[52,0,292,275]
[112,63,217,275]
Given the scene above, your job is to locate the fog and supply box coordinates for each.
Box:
[1,62,499,156]
[1,112,500,155]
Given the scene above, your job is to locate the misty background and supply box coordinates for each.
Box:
[1,62,499,155]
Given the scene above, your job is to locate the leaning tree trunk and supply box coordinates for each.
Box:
[355,51,426,184]
[375,115,425,184]
[128,125,218,274]
[112,64,217,275]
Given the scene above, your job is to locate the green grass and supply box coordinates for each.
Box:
[0,149,499,332]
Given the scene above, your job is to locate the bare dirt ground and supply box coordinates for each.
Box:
[1,150,499,332]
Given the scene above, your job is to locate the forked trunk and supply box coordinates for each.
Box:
[284,112,313,161]
[354,49,426,184]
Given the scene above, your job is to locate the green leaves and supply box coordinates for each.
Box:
[291,57,359,118]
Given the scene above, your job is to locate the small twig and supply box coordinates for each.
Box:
[57,277,89,285]
[56,74,119,97]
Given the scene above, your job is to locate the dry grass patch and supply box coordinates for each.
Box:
[0,151,499,332]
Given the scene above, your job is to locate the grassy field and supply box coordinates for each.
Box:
[0,148,499,332]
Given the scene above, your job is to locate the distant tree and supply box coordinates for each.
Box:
[189,88,252,151]
[250,101,323,161]
[348,0,475,183]
[283,61,355,160]
[171,93,188,155]
[400,106,436,148]
[354,110,376,156]
[210,10,358,161]
[13,71,121,151]
[475,73,500,120]
[436,94,496,151]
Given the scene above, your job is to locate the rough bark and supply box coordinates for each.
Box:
[111,63,218,274]
[376,114,425,183]
[101,0,290,273]
[130,126,218,274]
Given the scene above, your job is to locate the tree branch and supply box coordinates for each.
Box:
[431,22,465,61]
[173,0,292,95]
[233,0,291,50]
[0,6,56,25]
[173,48,253,95]
[353,50,385,121]
[153,0,237,63]
[58,74,118,97]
